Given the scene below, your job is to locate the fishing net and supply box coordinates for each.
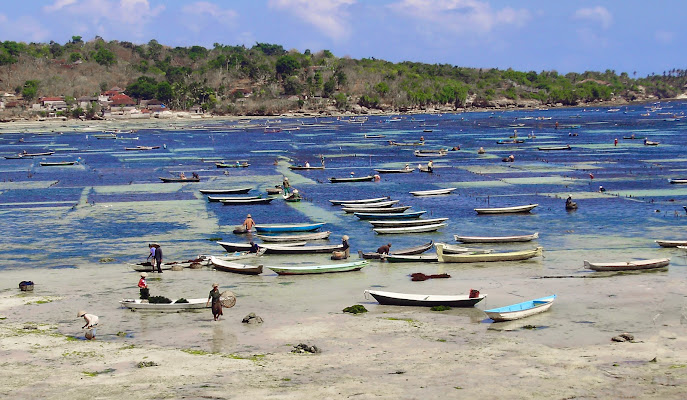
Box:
[220,291,236,308]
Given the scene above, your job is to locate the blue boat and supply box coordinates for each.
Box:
[354,211,426,220]
[484,295,556,322]
[254,222,325,233]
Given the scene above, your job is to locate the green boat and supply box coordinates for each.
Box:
[268,260,368,275]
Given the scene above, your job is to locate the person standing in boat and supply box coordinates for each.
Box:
[153,244,163,273]
[243,214,256,232]
[147,244,156,265]
[206,283,223,321]
[138,272,149,300]
[304,161,310,168]
[404,164,411,171]
[179,172,186,179]
[427,160,434,173]
[320,154,325,167]
[282,177,291,195]
[377,243,392,255]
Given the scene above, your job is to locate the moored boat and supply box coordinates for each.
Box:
[364,289,486,307]
[330,197,389,205]
[354,211,426,220]
[439,243,493,254]
[373,223,446,234]
[484,295,556,322]
[358,241,433,259]
[669,179,687,184]
[537,145,571,151]
[207,195,261,202]
[217,241,306,252]
[368,218,449,228]
[655,239,687,247]
[216,162,250,168]
[342,205,412,214]
[262,243,344,255]
[268,260,368,275]
[435,244,543,263]
[257,231,332,242]
[374,168,414,173]
[474,204,538,214]
[200,187,252,194]
[119,298,210,311]
[254,222,325,233]
[329,175,376,183]
[382,254,439,262]
[339,200,399,208]
[288,165,325,170]
[409,188,456,196]
[220,198,274,205]
[583,258,670,271]
[40,161,77,166]
[209,256,263,275]
[160,177,200,183]
[454,232,539,243]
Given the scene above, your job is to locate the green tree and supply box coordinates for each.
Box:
[333,92,348,110]
[93,47,116,67]
[71,36,83,44]
[283,76,303,95]
[126,76,158,99]
[374,82,389,96]
[276,55,300,77]
[156,81,173,103]
[21,80,39,100]
[68,52,82,62]
[323,77,336,97]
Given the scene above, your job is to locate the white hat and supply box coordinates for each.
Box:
[140,272,148,277]
[342,235,349,240]
[77,310,86,317]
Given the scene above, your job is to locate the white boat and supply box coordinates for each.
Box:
[342,206,412,214]
[339,200,399,208]
[119,298,210,311]
[209,256,263,275]
[583,258,670,271]
[474,204,538,214]
[409,188,457,196]
[655,239,687,248]
[217,241,306,252]
[454,232,539,243]
[368,218,449,228]
[256,231,331,242]
[436,244,543,263]
[484,295,556,322]
[373,223,446,234]
[198,249,266,263]
[268,260,368,275]
[364,289,486,307]
[439,243,493,254]
[329,197,389,205]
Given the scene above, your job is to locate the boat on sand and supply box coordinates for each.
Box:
[454,232,539,243]
[474,204,538,214]
[209,256,263,275]
[268,260,368,275]
[364,289,486,307]
[484,295,556,322]
[358,241,433,259]
[119,298,210,311]
[583,258,669,271]
[436,244,542,263]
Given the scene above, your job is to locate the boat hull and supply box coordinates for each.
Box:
[329,197,389,205]
[584,258,670,271]
[358,241,433,259]
[329,175,375,183]
[474,204,538,214]
[354,211,426,220]
[257,231,331,242]
[254,222,325,233]
[269,260,368,275]
[199,187,253,194]
[454,232,539,243]
[484,295,556,322]
[369,218,448,228]
[410,188,456,196]
[373,223,446,234]
[436,244,542,263]
[119,298,210,311]
[365,290,486,307]
[210,256,263,275]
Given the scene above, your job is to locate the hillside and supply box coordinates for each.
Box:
[1,37,686,118]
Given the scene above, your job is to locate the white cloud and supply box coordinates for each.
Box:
[388,0,530,34]
[43,0,78,12]
[268,0,356,41]
[573,6,612,29]
[0,14,51,42]
[654,30,673,45]
[181,2,238,33]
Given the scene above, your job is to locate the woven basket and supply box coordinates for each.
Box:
[220,291,236,308]
[19,281,34,291]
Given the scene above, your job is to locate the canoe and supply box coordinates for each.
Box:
[364,289,486,307]
[354,211,426,220]
[159,177,200,183]
[255,222,325,233]
[22,151,55,156]
[409,188,457,196]
[623,136,646,140]
[435,244,543,263]
[474,204,538,214]
[216,162,250,168]
[220,198,274,205]
[339,200,399,208]
[342,205,412,214]
[389,141,424,146]
[484,295,556,322]
[207,195,261,202]
[119,298,210,311]
[329,175,375,183]
[374,168,414,174]
[418,166,433,173]
[127,262,173,272]
[40,161,76,166]
[288,165,325,170]
[373,223,446,234]
[217,241,306,252]
[257,231,332,242]
[382,254,439,262]
[330,197,389,205]
[454,232,539,243]
[4,155,27,159]
[584,258,670,271]
[537,145,571,151]
[644,140,660,146]
[655,239,687,248]
[125,146,159,150]
[358,241,433,259]
[198,248,266,263]
[368,218,449,228]
[669,179,687,184]
[439,243,493,254]
[496,139,524,144]
[364,134,386,138]
[414,149,447,157]
[209,256,263,275]
[263,243,344,254]
[200,187,252,194]
[268,260,368,275]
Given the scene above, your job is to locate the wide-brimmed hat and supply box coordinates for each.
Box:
[246,214,252,218]
[77,310,86,317]
[212,283,219,288]
[342,235,349,240]
[140,272,148,277]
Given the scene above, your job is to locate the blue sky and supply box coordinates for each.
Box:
[0,0,684,77]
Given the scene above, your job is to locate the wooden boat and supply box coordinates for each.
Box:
[127,262,173,272]
[364,289,486,307]
[220,198,273,205]
[373,223,446,234]
[339,200,399,208]
[198,248,266,263]
[623,135,646,140]
[484,295,556,322]
[207,195,261,202]
[329,175,375,183]
[125,146,159,151]
[644,140,660,146]
[283,192,302,202]
[374,168,414,173]
[409,188,456,196]
[254,222,325,233]
[216,162,250,168]
[368,218,448,228]
[199,187,252,194]
[119,298,210,311]
[655,239,687,248]
[159,177,200,183]
[209,256,263,275]
[538,145,571,151]
[94,134,117,139]
[435,244,543,263]
[474,204,538,214]
[389,141,424,146]
[330,197,389,205]
[288,165,325,170]
[454,232,539,243]
[40,161,76,166]
[358,241,433,259]
[414,149,447,157]
[263,243,344,254]
[418,166,433,173]
[354,211,426,220]
[268,260,368,275]
[4,155,27,159]
[342,205,411,214]
[257,231,331,242]
[439,243,493,254]
[584,258,670,271]
[22,151,55,157]
[266,187,283,195]
[217,241,306,252]
[669,179,687,184]
[364,134,386,138]
[496,139,524,144]
[382,254,438,262]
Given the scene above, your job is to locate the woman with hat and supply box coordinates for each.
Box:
[206,283,223,321]
[77,310,99,339]
[138,272,149,300]
[331,235,351,260]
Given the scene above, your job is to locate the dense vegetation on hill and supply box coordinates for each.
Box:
[1,37,685,116]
